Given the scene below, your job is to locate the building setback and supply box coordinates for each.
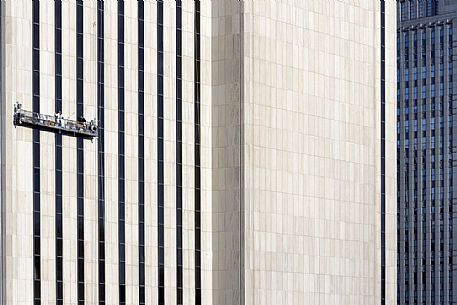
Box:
[0,1,397,305]
[397,0,457,304]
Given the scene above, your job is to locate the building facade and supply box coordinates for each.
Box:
[0,1,397,305]
[397,0,457,304]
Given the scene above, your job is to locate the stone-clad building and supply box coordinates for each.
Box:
[397,0,457,304]
[0,1,397,304]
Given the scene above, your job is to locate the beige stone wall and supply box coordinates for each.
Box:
[385,1,398,304]
[1,1,396,305]
[4,1,34,304]
[1,1,198,304]
[200,0,243,304]
[241,1,397,304]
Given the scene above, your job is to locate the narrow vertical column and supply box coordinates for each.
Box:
[407,29,414,305]
[157,1,165,304]
[428,26,437,304]
[449,19,457,304]
[433,25,441,305]
[55,1,63,304]
[176,1,183,304]
[117,2,126,304]
[417,27,425,305]
[432,25,441,305]
[138,1,145,304]
[425,26,432,305]
[97,1,106,304]
[76,2,85,304]
[404,31,418,302]
[399,28,406,305]
[380,1,386,305]
[443,23,452,305]
[32,1,41,304]
[421,27,427,305]
[397,27,405,305]
[194,1,201,304]
[447,22,455,305]
[443,23,451,305]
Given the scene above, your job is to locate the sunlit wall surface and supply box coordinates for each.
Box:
[0,1,397,305]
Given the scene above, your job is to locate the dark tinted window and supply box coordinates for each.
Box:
[157,1,165,304]
[32,1,41,303]
[117,2,126,305]
[194,1,202,304]
[138,1,145,304]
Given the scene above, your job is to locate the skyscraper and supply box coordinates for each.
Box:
[397,0,456,304]
[0,1,397,305]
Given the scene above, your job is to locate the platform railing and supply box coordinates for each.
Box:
[13,102,98,140]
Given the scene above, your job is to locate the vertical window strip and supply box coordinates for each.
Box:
[117,2,126,304]
[76,1,85,304]
[32,1,41,304]
[157,1,165,304]
[432,24,438,246]
[97,1,106,304]
[380,1,386,305]
[194,1,201,304]
[176,1,183,304]
[414,54,422,305]
[138,1,145,304]
[396,28,402,304]
[54,1,63,304]
[431,26,437,305]
[419,29,426,305]
[449,26,454,305]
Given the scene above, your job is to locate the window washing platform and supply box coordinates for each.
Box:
[13,102,98,140]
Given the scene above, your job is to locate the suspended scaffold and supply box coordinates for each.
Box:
[13,102,98,140]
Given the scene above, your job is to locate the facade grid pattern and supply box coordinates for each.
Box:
[0,2,398,305]
[397,1,457,304]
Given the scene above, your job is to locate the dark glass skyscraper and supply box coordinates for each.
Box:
[397,1,457,304]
